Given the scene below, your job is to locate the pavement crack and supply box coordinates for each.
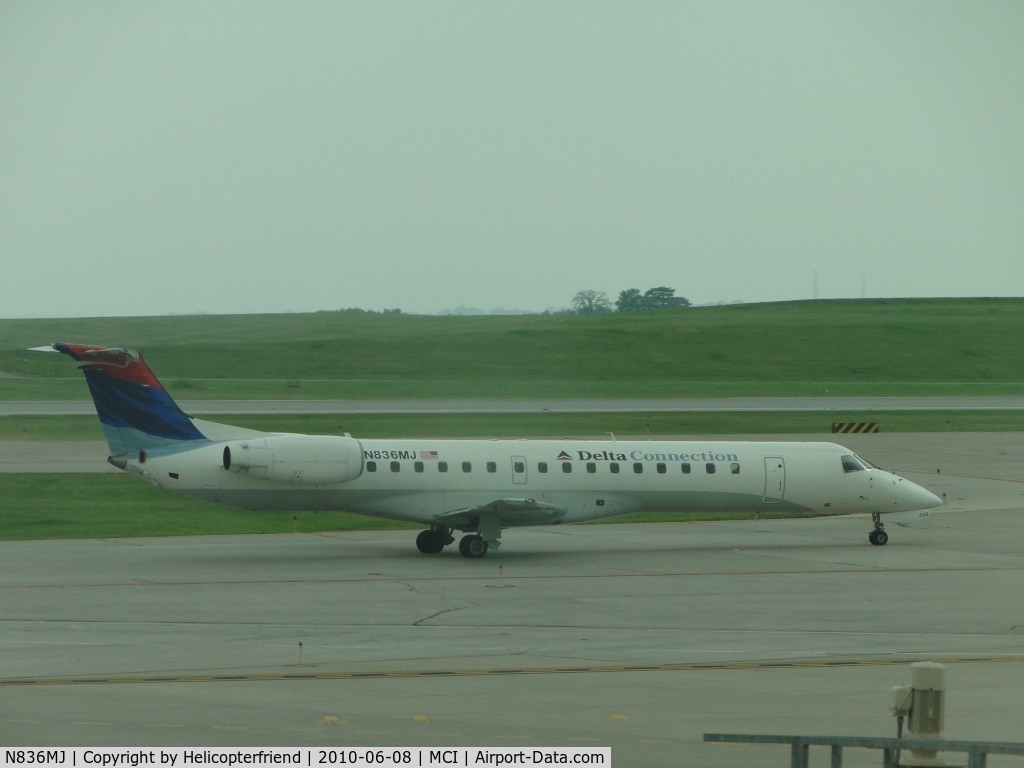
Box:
[413,607,465,626]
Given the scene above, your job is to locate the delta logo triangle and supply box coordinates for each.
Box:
[556,451,573,461]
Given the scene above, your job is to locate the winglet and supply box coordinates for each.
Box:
[54,343,207,456]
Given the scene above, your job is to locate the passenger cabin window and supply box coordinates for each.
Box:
[538,462,548,474]
[390,461,401,473]
[462,462,472,473]
[706,463,716,474]
[610,463,620,474]
[586,462,597,474]
[656,463,667,474]
[633,463,643,474]
[438,461,448,473]
[366,461,377,472]
[486,461,497,473]
[513,461,525,473]
[681,463,691,474]
[730,462,741,475]
[562,463,572,473]
[414,461,424,473]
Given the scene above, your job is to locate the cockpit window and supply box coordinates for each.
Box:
[841,454,872,472]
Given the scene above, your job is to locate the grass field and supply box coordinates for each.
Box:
[1,298,1020,540]
[0,474,416,541]
[0,474,802,542]
[2,298,1023,399]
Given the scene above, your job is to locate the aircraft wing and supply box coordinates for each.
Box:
[434,498,566,529]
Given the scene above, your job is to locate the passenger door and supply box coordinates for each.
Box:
[763,457,785,503]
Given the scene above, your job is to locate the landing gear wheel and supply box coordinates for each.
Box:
[416,529,445,554]
[868,513,889,546]
[459,534,489,559]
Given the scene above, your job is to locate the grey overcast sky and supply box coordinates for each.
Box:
[2,2,1023,317]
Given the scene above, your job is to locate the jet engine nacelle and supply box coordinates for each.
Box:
[222,434,364,486]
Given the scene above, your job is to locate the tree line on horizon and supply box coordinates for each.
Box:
[571,287,690,315]
[316,287,690,316]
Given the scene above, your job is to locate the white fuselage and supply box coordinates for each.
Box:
[124,436,940,528]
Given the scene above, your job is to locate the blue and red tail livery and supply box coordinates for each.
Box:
[54,343,206,456]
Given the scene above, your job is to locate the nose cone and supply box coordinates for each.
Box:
[892,474,943,511]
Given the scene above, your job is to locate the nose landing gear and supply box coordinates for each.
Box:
[868,513,889,546]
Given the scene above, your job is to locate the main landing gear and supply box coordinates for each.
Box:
[868,513,889,546]
[415,526,453,554]
[458,534,488,558]
[415,526,492,559]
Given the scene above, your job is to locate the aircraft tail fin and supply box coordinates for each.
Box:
[54,343,210,457]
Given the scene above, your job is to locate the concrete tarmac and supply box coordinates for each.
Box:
[3,434,1024,766]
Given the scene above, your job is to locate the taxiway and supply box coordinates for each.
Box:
[2,433,1024,766]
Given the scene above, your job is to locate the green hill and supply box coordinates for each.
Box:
[1,298,1022,399]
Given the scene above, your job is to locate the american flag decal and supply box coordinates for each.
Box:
[420,450,439,460]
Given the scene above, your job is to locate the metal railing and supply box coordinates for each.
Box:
[703,732,1024,768]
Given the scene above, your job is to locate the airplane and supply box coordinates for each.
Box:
[52,342,943,557]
